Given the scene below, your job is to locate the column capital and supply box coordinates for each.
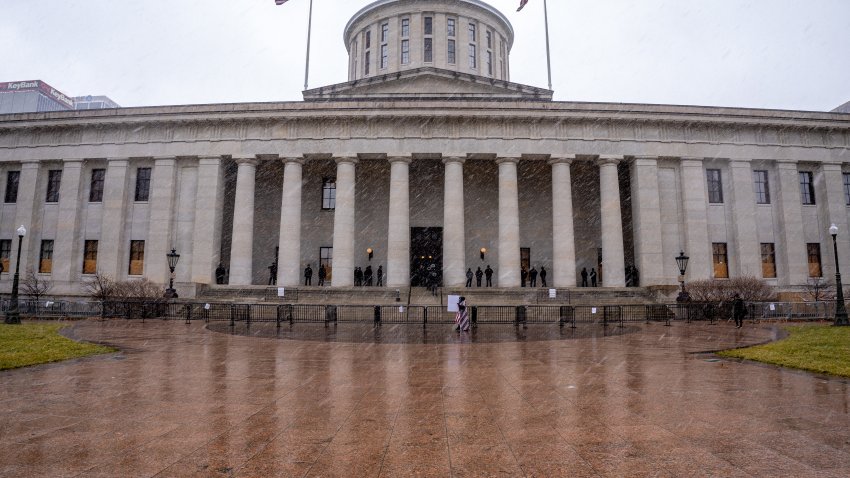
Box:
[442,156,466,165]
[61,159,85,166]
[775,159,799,169]
[387,155,412,164]
[548,155,575,165]
[728,158,753,168]
[106,158,130,166]
[198,155,223,165]
[819,161,845,170]
[596,155,622,166]
[495,157,521,165]
[632,156,659,167]
[334,156,359,165]
[281,157,306,165]
[234,156,258,166]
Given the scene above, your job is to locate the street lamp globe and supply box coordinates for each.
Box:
[16,225,26,237]
[830,223,839,236]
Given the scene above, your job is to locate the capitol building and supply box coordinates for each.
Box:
[1,0,849,299]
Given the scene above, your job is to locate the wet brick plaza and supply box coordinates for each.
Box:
[1,320,849,477]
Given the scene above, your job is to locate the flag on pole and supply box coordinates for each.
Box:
[275,0,289,5]
[517,0,529,11]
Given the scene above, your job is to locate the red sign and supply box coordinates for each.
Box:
[0,80,74,109]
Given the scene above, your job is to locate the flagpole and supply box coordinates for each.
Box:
[304,0,313,90]
[543,0,552,90]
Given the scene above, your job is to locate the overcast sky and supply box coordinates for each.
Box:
[3,0,848,111]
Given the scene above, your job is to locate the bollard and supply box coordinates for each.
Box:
[423,307,428,326]
[185,304,192,325]
[515,306,527,326]
[276,305,282,328]
[229,304,235,327]
[287,304,294,324]
[471,306,478,328]
[374,306,381,325]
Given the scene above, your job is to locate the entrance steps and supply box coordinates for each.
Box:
[197,285,657,306]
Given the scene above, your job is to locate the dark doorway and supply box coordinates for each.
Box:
[411,227,443,287]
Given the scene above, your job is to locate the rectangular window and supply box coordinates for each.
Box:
[129,240,145,276]
[807,243,822,277]
[520,247,531,272]
[424,38,433,62]
[365,30,371,49]
[89,168,105,202]
[753,170,770,204]
[380,23,388,43]
[487,51,493,75]
[46,170,62,203]
[468,23,476,42]
[365,51,371,75]
[486,30,492,49]
[380,44,388,69]
[320,247,333,282]
[322,178,336,210]
[800,171,815,205]
[0,240,10,273]
[712,243,729,279]
[844,173,850,206]
[83,240,98,274]
[706,169,723,203]
[39,240,54,274]
[447,39,456,64]
[424,16,433,35]
[134,167,151,202]
[469,44,476,69]
[447,18,456,37]
[401,18,409,37]
[401,39,410,64]
[760,243,777,279]
[4,171,20,203]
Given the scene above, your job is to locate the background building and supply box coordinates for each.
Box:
[0,80,74,114]
[74,95,121,110]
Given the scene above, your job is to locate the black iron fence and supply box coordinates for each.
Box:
[0,297,839,326]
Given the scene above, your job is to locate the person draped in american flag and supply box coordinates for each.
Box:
[455,296,470,332]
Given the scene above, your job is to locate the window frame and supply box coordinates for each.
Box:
[46,169,62,203]
[4,170,20,203]
[83,240,98,275]
[447,18,456,37]
[807,243,822,277]
[799,171,816,205]
[753,170,770,204]
[0,239,11,272]
[843,172,850,206]
[706,169,723,204]
[401,39,410,65]
[468,43,476,69]
[712,242,729,279]
[401,18,410,38]
[760,243,777,279]
[39,239,54,274]
[320,246,333,281]
[128,240,145,276]
[134,167,151,202]
[424,37,433,63]
[424,16,433,35]
[89,168,105,203]
[447,39,456,64]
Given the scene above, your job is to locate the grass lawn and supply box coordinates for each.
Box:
[0,322,116,371]
[719,324,850,378]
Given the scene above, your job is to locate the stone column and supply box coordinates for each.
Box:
[443,156,466,287]
[277,158,305,287]
[191,156,225,284]
[174,163,198,284]
[147,157,177,285]
[52,159,84,285]
[630,157,665,286]
[775,160,808,285]
[387,156,411,287]
[11,161,40,276]
[549,156,576,287]
[679,158,712,281]
[99,159,130,279]
[598,156,626,287]
[497,157,521,287]
[729,160,761,277]
[332,156,358,287]
[818,162,850,278]
[228,157,257,285]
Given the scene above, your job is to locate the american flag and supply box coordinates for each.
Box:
[517,0,529,11]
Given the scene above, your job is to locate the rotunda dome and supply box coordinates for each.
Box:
[344,0,514,82]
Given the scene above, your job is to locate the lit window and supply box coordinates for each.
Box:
[46,170,62,203]
[447,39,456,64]
[320,247,333,281]
[322,178,336,210]
[4,171,20,203]
[90,168,105,202]
[0,240,10,272]
[83,240,98,274]
[761,243,776,279]
[401,39,409,64]
[712,243,728,279]
[39,240,54,274]
[807,243,822,277]
[706,169,723,204]
[129,240,145,276]
[753,170,770,204]
[135,167,151,202]
[799,171,815,205]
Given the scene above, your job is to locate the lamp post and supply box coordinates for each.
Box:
[829,224,849,326]
[675,250,690,303]
[4,225,26,325]
[164,248,180,299]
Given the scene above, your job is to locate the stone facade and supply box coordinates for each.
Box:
[0,0,849,297]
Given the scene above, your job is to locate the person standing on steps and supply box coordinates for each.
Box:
[364,265,373,286]
[529,267,538,287]
[268,262,278,285]
[521,267,528,288]
[215,263,227,285]
[540,266,547,287]
[318,264,326,286]
[466,268,473,287]
[302,264,311,286]
[485,265,494,287]
[475,267,484,287]
[590,268,597,287]
[581,267,588,287]
[376,266,383,287]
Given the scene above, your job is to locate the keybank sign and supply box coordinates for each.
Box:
[0,80,75,108]
[1,81,40,91]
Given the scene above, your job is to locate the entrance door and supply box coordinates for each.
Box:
[411,227,443,287]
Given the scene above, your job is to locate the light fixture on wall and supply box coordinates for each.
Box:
[366,248,373,261]
[480,247,487,261]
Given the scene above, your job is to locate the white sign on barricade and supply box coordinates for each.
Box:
[447,295,460,312]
